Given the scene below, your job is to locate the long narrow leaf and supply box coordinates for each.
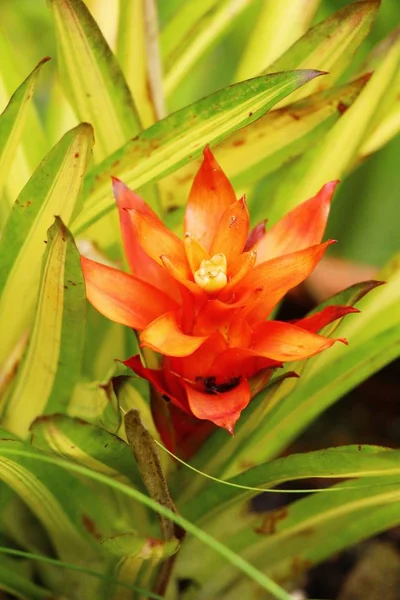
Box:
[183,446,399,524]
[160,75,369,212]
[0,444,294,600]
[266,0,380,106]
[0,58,49,220]
[72,69,324,233]
[49,0,141,160]
[2,219,86,438]
[235,0,320,81]
[163,0,252,97]
[265,33,400,224]
[0,123,93,369]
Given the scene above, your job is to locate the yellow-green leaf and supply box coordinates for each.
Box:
[265,33,400,224]
[0,123,93,369]
[163,0,253,97]
[0,58,50,223]
[267,0,380,106]
[48,0,141,161]
[72,69,324,234]
[0,31,48,202]
[2,219,86,437]
[116,0,157,127]
[160,75,369,212]
[235,0,320,81]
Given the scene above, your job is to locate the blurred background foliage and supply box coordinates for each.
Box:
[0,0,399,266]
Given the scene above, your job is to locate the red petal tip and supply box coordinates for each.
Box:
[203,145,214,161]
[111,176,124,191]
[287,371,300,379]
[338,337,348,346]
[323,180,340,201]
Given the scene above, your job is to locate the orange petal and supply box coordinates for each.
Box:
[81,257,178,330]
[184,377,251,433]
[251,320,346,362]
[209,197,249,263]
[128,208,191,278]
[293,305,359,333]
[219,251,256,298]
[166,332,228,382]
[254,181,339,264]
[184,234,209,274]
[192,299,239,336]
[140,311,208,357]
[236,241,333,322]
[229,317,252,348]
[184,147,236,251]
[113,178,180,299]
[211,348,280,380]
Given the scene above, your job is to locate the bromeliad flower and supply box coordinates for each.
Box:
[81,147,356,437]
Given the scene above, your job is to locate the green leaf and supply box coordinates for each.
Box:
[264,31,400,224]
[235,0,320,81]
[48,0,141,161]
[0,123,93,370]
[102,531,179,559]
[161,75,369,212]
[358,29,400,159]
[0,58,49,223]
[266,0,380,106]
[30,413,145,491]
[161,0,217,62]
[179,476,400,596]
[183,446,399,524]
[0,556,51,600]
[163,0,253,96]
[72,69,324,234]
[0,438,107,597]
[1,219,86,437]
[116,0,157,127]
[0,444,294,600]
[0,30,48,202]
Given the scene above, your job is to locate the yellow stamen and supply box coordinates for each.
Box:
[194,253,228,292]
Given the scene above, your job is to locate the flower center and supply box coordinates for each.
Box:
[194,253,227,292]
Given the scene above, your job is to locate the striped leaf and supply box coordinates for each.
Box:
[182,446,400,524]
[30,413,145,491]
[49,0,140,161]
[72,69,324,234]
[178,475,400,597]
[266,0,380,106]
[264,32,400,224]
[2,219,86,437]
[163,0,252,97]
[0,58,49,223]
[0,30,48,202]
[0,123,93,370]
[235,0,320,81]
[160,75,369,212]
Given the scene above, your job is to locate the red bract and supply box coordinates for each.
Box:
[82,147,355,443]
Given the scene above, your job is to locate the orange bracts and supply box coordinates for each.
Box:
[82,147,355,440]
